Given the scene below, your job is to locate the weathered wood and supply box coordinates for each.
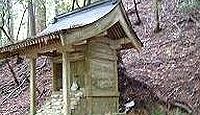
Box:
[0,40,62,60]
[52,62,59,92]
[61,5,119,46]
[29,57,36,115]
[53,50,85,63]
[89,59,118,96]
[87,97,118,114]
[70,60,86,88]
[62,52,71,115]
[83,40,119,114]
[88,35,135,51]
[118,3,142,51]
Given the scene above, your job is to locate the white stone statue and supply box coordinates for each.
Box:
[70,81,79,91]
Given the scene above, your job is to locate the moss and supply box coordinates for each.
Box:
[151,107,165,115]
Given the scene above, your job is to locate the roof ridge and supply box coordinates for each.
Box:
[51,0,117,24]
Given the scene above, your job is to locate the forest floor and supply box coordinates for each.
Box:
[122,0,200,114]
[0,57,52,115]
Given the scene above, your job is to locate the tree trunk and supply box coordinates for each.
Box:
[36,0,46,33]
[154,0,162,33]
[72,0,81,11]
[133,0,141,25]
[0,27,13,43]
[6,0,14,41]
[6,60,20,86]
[0,1,14,43]
[0,30,2,46]
[16,8,27,41]
[28,0,36,37]
[54,0,59,16]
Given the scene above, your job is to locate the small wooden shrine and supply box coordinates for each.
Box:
[0,0,142,114]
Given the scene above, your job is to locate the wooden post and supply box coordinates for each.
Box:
[62,51,71,115]
[29,57,36,115]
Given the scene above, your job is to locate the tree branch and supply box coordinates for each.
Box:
[0,27,14,43]
[133,0,141,25]
[0,4,14,43]
[0,77,28,106]
[16,7,27,41]
[72,0,81,10]
[5,60,20,86]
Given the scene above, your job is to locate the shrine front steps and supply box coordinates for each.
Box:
[36,89,84,115]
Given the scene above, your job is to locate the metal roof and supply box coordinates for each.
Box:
[38,0,118,36]
[0,0,143,59]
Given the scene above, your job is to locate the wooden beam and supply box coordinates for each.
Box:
[62,51,71,115]
[118,4,143,51]
[29,57,36,115]
[38,50,62,57]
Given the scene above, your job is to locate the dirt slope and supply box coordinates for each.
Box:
[0,57,52,115]
[122,0,200,114]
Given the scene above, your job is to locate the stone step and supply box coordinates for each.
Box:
[36,90,84,115]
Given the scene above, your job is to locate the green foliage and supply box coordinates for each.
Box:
[57,1,71,14]
[174,108,185,115]
[151,107,186,115]
[55,0,71,14]
[179,0,200,12]
[151,108,165,115]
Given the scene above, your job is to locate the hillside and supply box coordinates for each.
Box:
[121,0,200,114]
[0,57,52,115]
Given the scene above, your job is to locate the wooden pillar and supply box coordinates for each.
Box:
[62,51,71,115]
[29,57,36,115]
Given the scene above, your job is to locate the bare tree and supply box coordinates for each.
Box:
[6,0,14,39]
[35,0,46,33]
[154,0,162,33]
[27,0,36,37]
[5,59,20,86]
[133,0,141,25]
[16,7,28,41]
[72,0,81,10]
[0,0,14,43]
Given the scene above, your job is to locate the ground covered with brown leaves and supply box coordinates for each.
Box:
[122,0,200,114]
[0,57,52,115]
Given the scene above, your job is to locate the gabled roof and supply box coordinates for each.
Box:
[0,0,142,59]
[39,0,118,36]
